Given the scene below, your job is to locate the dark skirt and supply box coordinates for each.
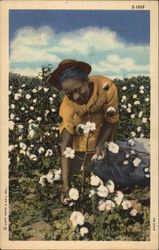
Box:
[92,149,150,187]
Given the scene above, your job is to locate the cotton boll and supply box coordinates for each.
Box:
[90,175,102,186]
[131,131,136,137]
[123,160,129,165]
[69,188,79,201]
[114,191,124,205]
[38,147,45,154]
[108,141,119,154]
[9,121,14,130]
[130,209,138,216]
[11,104,15,109]
[140,133,144,138]
[137,126,142,132]
[46,171,54,184]
[70,211,84,228]
[89,189,96,198]
[105,200,115,211]
[25,94,31,100]
[131,114,135,119]
[33,98,37,103]
[127,139,135,147]
[80,227,89,237]
[45,149,53,157]
[106,180,115,193]
[122,200,132,210]
[32,88,37,93]
[30,106,34,111]
[97,185,109,198]
[133,158,141,167]
[30,154,38,161]
[37,117,42,122]
[138,111,143,118]
[63,147,75,159]
[39,175,47,187]
[145,97,149,102]
[133,94,137,99]
[54,169,61,181]
[10,113,15,120]
[51,108,56,113]
[98,199,106,211]
[122,86,127,91]
[140,90,144,94]
[142,117,147,123]
[44,87,49,92]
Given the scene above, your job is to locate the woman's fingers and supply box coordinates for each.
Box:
[92,150,105,161]
[60,189,70,205]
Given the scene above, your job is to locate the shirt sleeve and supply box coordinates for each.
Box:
[58,97,76,135]
[103,82,119,123]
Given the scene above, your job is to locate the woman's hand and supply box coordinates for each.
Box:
[60,186,70,205]
[95,122,117,160]
[95,143,106,160]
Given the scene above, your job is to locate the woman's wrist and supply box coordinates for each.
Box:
[62,184,70,191]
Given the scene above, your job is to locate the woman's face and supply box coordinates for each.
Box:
[61,79,91,105]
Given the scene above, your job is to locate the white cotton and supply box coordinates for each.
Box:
[130,209,138,216]
[122,200,132,210]
[70,211,84,228]
[106,180,115,193]
[63,147,75,159]
[133,157,141,167]
[80,227,89,237]
[69,188,79,201]
[105,200,115,211]
[90,175,102,186]
[114,191,124,205]
[98,199,106,211]
[97,185,109,198]
[108,141,119,154]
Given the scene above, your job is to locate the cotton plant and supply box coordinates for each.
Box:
[90,176,118,212]
[39,168,62,186]
[90,176,139,215]
[117,78,150,141]
[90,174,103,186]
[70,211,85,229]
[133,157,141,167]
[127,139,135,147]
[69,188,79,201]
[114,191,124,205]
[9,121,15,130]
[69,210,90,239]
[106,180,115,193]
[122,200,133,210]
[63,121,97,200]
[66,188,80,208]
[107,141,119,154]
[76,121,96,135]
[63,147,75,159]
[9,73,150,240]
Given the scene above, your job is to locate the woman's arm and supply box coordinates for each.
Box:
[95,121,117,158]
[60,129,73,202]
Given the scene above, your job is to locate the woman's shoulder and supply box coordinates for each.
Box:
[60,96,76,114]
[89,75,114,94]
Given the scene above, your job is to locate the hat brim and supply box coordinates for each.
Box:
[49,60,91,89]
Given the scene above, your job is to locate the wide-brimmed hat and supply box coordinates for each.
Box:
[48,59,92,89]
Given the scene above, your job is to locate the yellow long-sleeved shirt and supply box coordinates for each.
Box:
[59,75,119,152]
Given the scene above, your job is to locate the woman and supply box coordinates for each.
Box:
[49,59,119,204]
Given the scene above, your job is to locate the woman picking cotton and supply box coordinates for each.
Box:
[48,59,119,204]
